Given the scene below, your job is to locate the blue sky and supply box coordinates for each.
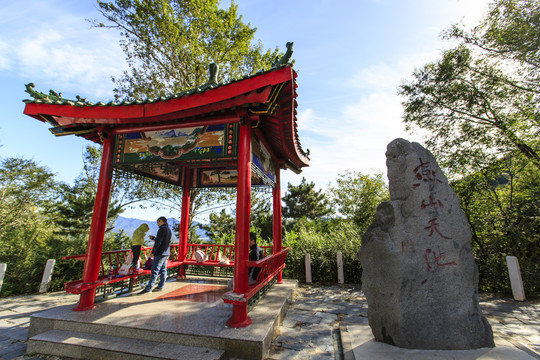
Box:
[0,0,490,221]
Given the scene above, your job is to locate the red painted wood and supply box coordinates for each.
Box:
[141,90,271,124]
[23,65,309,170]
[62,243,276,295]
[23,68,291,125]
[23,102,145,124]
[228,121,252,328]
[223,247,290,305]
[111,114,239,135]
[44,89,269,127]
[75,134,114,311]
[273,168,283,283]
[143,86,273,119]
[178,167,191,278]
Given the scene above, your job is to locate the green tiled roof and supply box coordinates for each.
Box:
[22,81,220,107]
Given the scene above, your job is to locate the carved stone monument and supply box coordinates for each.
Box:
[359,138,494,350]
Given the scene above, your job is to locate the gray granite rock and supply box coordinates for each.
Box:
[359,138,494,350]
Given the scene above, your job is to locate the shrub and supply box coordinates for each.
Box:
[283,219,363,284]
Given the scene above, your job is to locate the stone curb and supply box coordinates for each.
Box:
[339,323,355,360]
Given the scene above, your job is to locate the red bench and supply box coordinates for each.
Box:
[62,247,155,294]
[62,244,277,294]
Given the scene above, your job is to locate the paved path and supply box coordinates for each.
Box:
[0,292,79,360]
[267,285,540,359]
[0,285,538,360]
[267,284,369,359]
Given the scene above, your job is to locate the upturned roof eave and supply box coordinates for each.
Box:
[22,64,310,171]
[23,66,293,126]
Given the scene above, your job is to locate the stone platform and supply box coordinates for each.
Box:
[26,279,297,360]
[346,324,537,359]
[1,283,538,360]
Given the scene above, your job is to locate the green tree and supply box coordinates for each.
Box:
[83,145,169,212]
[452,156,540,296]
[328,170,389,232]
[398,0,540,175]
[93,0,283,239]
[283,220,362,283]
[0,158,58,235]
[199,209,236,243]
[0,158,60,296]
[197,191,273,244]
[250,191,273,241]
[95,0,281,100]
[53,146,151,238]
[398,0,540,296]
[282,177,331,221]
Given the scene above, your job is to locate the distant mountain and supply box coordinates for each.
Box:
[113,216,209,246]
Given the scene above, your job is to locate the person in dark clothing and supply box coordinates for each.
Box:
[139,216,172,294]
[248,232,264,285]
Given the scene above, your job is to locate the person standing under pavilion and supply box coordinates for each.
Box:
[139,217,171,294]
[131,223,149,270]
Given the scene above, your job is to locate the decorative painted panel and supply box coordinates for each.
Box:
[196,168,264,188]
[114,124,233,165]
[115,162,181,185]
[251,134,276,185]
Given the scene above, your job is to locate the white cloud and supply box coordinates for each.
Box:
[0,1,125,99]
[295,52,441,190]
[292,90,410,189]
[296,108,318,132]
[347,63,400,91]
[0,40,10,70]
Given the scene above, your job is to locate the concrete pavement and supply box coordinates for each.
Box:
[1,284,538,359]
[267,285,540,359]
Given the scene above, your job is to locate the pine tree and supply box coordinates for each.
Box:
[282,178,331,221]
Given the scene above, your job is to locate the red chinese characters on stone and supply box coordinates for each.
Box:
[412,158,443,188]
[405,158,458,271]
[424,248,457,271]
[424,218,451,240]
[421,195,444,209]
[401,240,413,254]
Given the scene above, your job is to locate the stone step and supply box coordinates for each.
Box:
[28,329,225,360]
[28,314,249,357]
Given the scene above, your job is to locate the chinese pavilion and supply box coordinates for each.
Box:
[22,45,309,327]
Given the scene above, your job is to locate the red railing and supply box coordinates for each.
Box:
[222,247,290,305]
[251,247,290,284]
[182,243,273,264]
[62,243,274,278]
[63,247,153,277]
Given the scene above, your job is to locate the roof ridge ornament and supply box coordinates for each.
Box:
[208,63,219,85]
[23,83,94,106]
[272,42,293,68]
[24,83,63,102]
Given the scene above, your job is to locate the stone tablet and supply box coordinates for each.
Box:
[358,138,494,350]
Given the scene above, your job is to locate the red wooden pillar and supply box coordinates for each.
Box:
[178,167,191,278]
[227,121,252,328]
[75,133,114,311]
[272,167,283,283]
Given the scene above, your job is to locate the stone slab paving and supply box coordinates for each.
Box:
[267,285,540,360]
[479,295,540,359]
[0,285,539,360]
[0,292,79,360]
[267,284,368,359]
